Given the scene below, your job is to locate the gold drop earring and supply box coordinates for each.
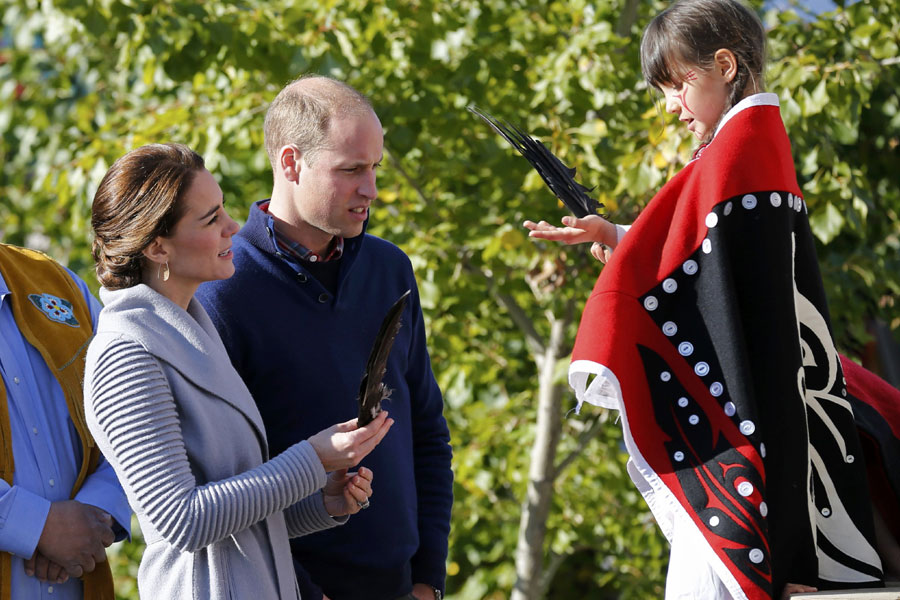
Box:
[158,260,170,281]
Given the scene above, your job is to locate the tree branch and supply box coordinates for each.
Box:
[385,144,548,362]
[385,145,429,206]
[540,550,569,597]
[539,545,594,597]
[465,261,546,360]
[553,414,605,480]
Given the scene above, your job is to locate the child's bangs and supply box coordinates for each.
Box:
[640,20,692,90]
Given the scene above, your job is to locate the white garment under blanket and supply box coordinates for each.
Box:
[665,513,736,600]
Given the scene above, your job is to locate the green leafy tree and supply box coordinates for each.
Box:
[2,1,897,598]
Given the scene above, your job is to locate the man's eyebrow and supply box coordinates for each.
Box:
[344,156,384,167]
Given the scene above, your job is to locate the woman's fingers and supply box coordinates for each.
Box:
[310,412,393,471]
[343,472,373,514]
[357,416,393,453]
[356,466,373,484]
[349,469,373,497]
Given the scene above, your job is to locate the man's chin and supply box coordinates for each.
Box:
[341,223,367,239]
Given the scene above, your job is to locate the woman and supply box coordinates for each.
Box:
[84,143,393,599]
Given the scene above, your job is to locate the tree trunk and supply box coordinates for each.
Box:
[616,0,641,37]
[511,315,568,600]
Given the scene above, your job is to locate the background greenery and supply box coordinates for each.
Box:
[2,0,898,597]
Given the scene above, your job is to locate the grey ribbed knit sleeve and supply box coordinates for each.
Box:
[284,493,349,538]
[87,338,332,552]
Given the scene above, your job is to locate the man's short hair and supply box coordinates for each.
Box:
[263,74,373,170]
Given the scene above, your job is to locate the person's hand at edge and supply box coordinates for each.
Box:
[781,582,817,599]
[412,583,440,600]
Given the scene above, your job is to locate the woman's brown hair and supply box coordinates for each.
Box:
[91,143,205,289]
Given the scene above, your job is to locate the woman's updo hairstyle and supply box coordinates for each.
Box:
[91,143,205,290]
[640,0,766,113]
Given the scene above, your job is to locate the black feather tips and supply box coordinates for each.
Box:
[468,105,602,219]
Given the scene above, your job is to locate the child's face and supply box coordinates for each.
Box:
[658,65,731,143]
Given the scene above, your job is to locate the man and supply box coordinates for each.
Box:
[0,243,131,600]
[196,75,452,600]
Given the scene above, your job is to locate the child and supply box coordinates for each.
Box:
[525,1,884,598]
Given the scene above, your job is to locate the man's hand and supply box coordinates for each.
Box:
[412,583,439,600]
[322,467,374,517]
[24,552,69,584]
[35,500,115,578]
[308,411,393,472]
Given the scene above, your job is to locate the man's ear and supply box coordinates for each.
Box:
[714,49,738,83]
[141,237,170,265]
[279,145,302,183]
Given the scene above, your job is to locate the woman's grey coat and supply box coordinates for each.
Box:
[84,284,342,599]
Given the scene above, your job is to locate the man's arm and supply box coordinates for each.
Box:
[0,480,51,559]
[68,266,133,540]
[295,559,326,600]
[73,456,132,541]
[1,482,114,580]
[404,283,453,596]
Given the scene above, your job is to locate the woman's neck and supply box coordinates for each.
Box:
[142,268,196,311]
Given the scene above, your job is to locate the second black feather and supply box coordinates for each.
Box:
[469,105,602,218]
[357,290,411,426]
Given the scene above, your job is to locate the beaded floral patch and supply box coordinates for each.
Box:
[28,293,80,327]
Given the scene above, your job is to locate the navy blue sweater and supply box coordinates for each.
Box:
[196,202,452,600]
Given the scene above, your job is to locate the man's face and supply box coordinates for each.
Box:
[291,109,384,249]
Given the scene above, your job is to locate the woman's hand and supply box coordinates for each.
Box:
[308,411,393,472]
[322,467,374,517]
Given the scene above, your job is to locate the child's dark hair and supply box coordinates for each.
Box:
[640,0,766,112]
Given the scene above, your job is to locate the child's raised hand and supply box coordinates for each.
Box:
[523,214,617,248]
[590,242,613,264]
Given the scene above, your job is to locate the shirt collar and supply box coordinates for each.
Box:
[0,269,10,301]
[689,92,780,163]
[712,92,780,141]
[257,201,344,263]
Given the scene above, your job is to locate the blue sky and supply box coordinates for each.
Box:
[764,0,838,13]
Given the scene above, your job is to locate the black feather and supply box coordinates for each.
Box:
[468,105,602,218]
[357,290,411,426]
